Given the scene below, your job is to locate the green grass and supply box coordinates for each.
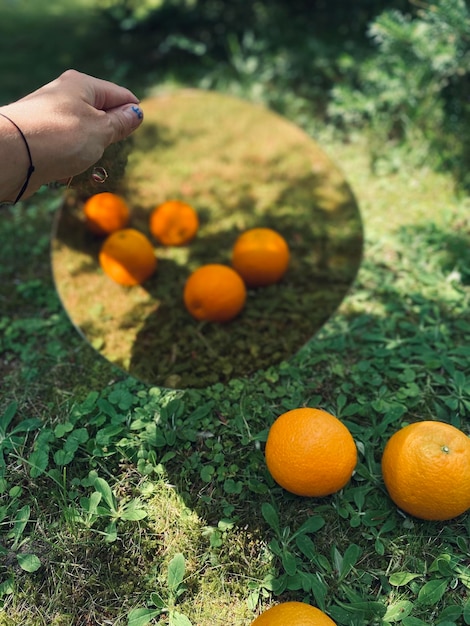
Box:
[1,1,470,625]
[1,130,469,626]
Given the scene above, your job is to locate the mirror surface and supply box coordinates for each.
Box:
[51,89,363,388]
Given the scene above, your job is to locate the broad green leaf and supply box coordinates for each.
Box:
[332,545,342,576]
[209,530,222,548]
[16,553,41,572]
[108,388,135,411]
[27,448,49,478]
[281,549,297,576]
[374,537,385,556]
[339,543,362,580]
[315,553,333,573]
[223,479,243,494]
[456,535,468,553]
[345,600,387,617]
[453,370,466,388]
[417,578,448,605]
[464,597,470,624]
[352,486,367,510]
[261,502,280,534]
[437,605,463,621]
[64,428,89,451]
[271,573,288,595]
[217,519,234,532]
[104,520,117,543]
[54,422,74,438]
[268,538,282,557]
[121,500,148,521]
[9,485,22,498]
[200,463,214,483]
[295,533,317,560]
[168,553,186,593]
[127,607,161,626]
[10,504,30,548]
[53,449,74,466]
[170,610,193,626]
[93,477,117,512]
[331,599,386,621]
[342,403,362,417]
[429,554,455,577]
[383,600,413,622]
[0,402,17,434]
[149,592,165,608]
[97,398,118,419]
[86,491,102,516]
[286,573,303,591]
[292,515,325,538]
[0,577,15,595]
[402,618,428,626]
[306,574,328,610]
[10,418,42,435]
[95,424,125,446]
[328,604,355,624]
[389,571,421,586]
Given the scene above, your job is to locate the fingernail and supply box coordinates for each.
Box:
[130,104,144,120]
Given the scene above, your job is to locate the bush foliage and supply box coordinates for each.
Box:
[328,0,470,184]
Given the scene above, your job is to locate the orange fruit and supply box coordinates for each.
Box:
[381,420,470,521]
[183,264,246,322]
[251,602,336,626]
[265,407,357,497]
[231,227,290,287]
[83,192,130,235]
[99,228,157,286]
[149,199,199,246]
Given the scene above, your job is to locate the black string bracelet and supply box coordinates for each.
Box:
[0,112,35,204]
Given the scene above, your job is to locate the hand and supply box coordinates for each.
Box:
[0,69,144,202]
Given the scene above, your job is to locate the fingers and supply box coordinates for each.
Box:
[87,75,141,111]
[105,103,144,143]
[51,69,140,111]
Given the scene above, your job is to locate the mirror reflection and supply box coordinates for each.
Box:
[51,90,363,388]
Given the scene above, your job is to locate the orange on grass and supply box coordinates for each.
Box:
[183,264,246,323]
[149,199,199,246]
[251,602,336,626]
[231,227,290,287]
[265,407,357,497]
[381,420,470,521]
[99,228,157,286]
[83,192,130,235]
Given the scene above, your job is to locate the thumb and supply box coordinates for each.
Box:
[106,103,144,142]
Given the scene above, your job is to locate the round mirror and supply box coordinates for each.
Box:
[51,89,363,389]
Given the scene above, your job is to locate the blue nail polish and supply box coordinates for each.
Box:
[131,105,143,120]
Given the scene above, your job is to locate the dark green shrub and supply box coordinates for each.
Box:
[328,0,470,186]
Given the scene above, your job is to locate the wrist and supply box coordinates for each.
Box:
[0,108,36,203]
